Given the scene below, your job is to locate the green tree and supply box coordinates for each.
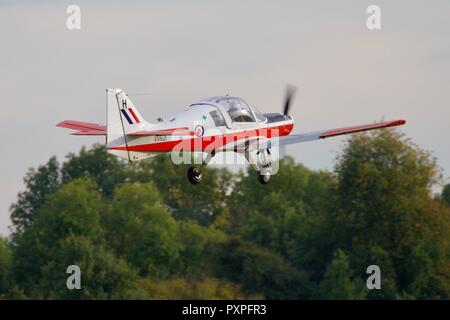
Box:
[106,182,180,279]
[61,144,128,198]
[0,236,12,294]
[10,156,60,233]
[230,157,334,224]
[6,132,450,300]
[137,154,233,225]
[177,220,227,276]
[208,239,312,299]
[316,249,366,299]
[37,235,145,299]
[12,178,143,298]
[230,157,335,279]
[442,184,450,206]
[141,277,259,299]
[330,129,450,299]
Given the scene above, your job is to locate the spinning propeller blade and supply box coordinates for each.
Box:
[283,84,297,115]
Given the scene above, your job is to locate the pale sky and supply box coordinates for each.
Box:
[1,0,449,235]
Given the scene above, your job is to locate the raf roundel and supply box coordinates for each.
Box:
[194,124,205,137]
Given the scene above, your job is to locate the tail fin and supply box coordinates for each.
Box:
[106,88,152,161]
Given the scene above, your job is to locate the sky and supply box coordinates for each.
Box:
[0,0,449,236]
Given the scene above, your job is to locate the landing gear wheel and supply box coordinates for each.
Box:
[187,166,202,185]
[258,171,271,184]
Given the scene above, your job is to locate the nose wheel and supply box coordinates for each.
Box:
[187,166,202,185]
[258,171,271,184]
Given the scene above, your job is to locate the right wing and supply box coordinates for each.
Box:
[259,119,406,149]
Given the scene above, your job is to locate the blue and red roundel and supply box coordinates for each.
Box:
[194,124,205,137]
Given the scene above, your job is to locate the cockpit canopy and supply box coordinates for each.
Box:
[191,96,266,123]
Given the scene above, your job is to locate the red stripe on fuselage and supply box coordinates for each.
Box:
[108,123,294,152]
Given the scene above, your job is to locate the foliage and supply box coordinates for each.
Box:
[0,237,12,294]
[137,155,234,225]
[329,129,450,299]
[141,277,258,299]
[442,184,450,206]
[4,128,450,299]
[10,156,60,233]
[207,239,312,299]
[106,182,180,278]
[316,249,366,299]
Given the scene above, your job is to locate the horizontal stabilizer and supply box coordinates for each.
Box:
[57,120,106,136]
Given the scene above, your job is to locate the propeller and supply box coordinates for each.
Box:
[280,84,297,160]
[282,84,297,115]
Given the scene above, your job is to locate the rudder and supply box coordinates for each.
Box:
[106,88,150,161]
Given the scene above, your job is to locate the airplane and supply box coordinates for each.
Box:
[57,87,406,185]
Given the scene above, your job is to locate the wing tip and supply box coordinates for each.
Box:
[56,120,68,128]
[388,119,406,127]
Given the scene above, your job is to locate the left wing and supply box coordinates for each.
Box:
[57,120,107,136]
[258,119,406,149]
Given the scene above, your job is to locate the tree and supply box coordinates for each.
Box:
[230,157,334,222]
[208,239,312,299]
[316,249,366,299]
[106,182,180,279]
[37,235,145,299]
[331,129,450,298]
[12,178,104,293]
[137,154,234,225]
[0,237,12,294]
[442,184,450,206]
[5,134,450,300]
[10,156,60,233]
[141,277,258,299]
[61,144,128,198]
[12,178,144,298]
[177,221,227,276]
[230,157,336,279]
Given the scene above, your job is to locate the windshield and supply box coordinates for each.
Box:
[214,97,253,122]
[190,96,267,123]
[216,97,266,123]
[251,105,267,122]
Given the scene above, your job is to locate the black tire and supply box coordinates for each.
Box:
[257,172,271,184]
[187,166,202,185]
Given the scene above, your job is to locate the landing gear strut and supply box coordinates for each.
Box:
[187,166,202,185]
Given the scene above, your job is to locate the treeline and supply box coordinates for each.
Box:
[1,129,450,299]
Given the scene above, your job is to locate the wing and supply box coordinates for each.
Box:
[259,119,406,149]
[57,120,107,136]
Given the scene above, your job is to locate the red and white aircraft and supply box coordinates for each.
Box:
[57,88,406,184]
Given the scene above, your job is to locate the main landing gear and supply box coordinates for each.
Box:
[187,166,202,185]
[186,149,272,185]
